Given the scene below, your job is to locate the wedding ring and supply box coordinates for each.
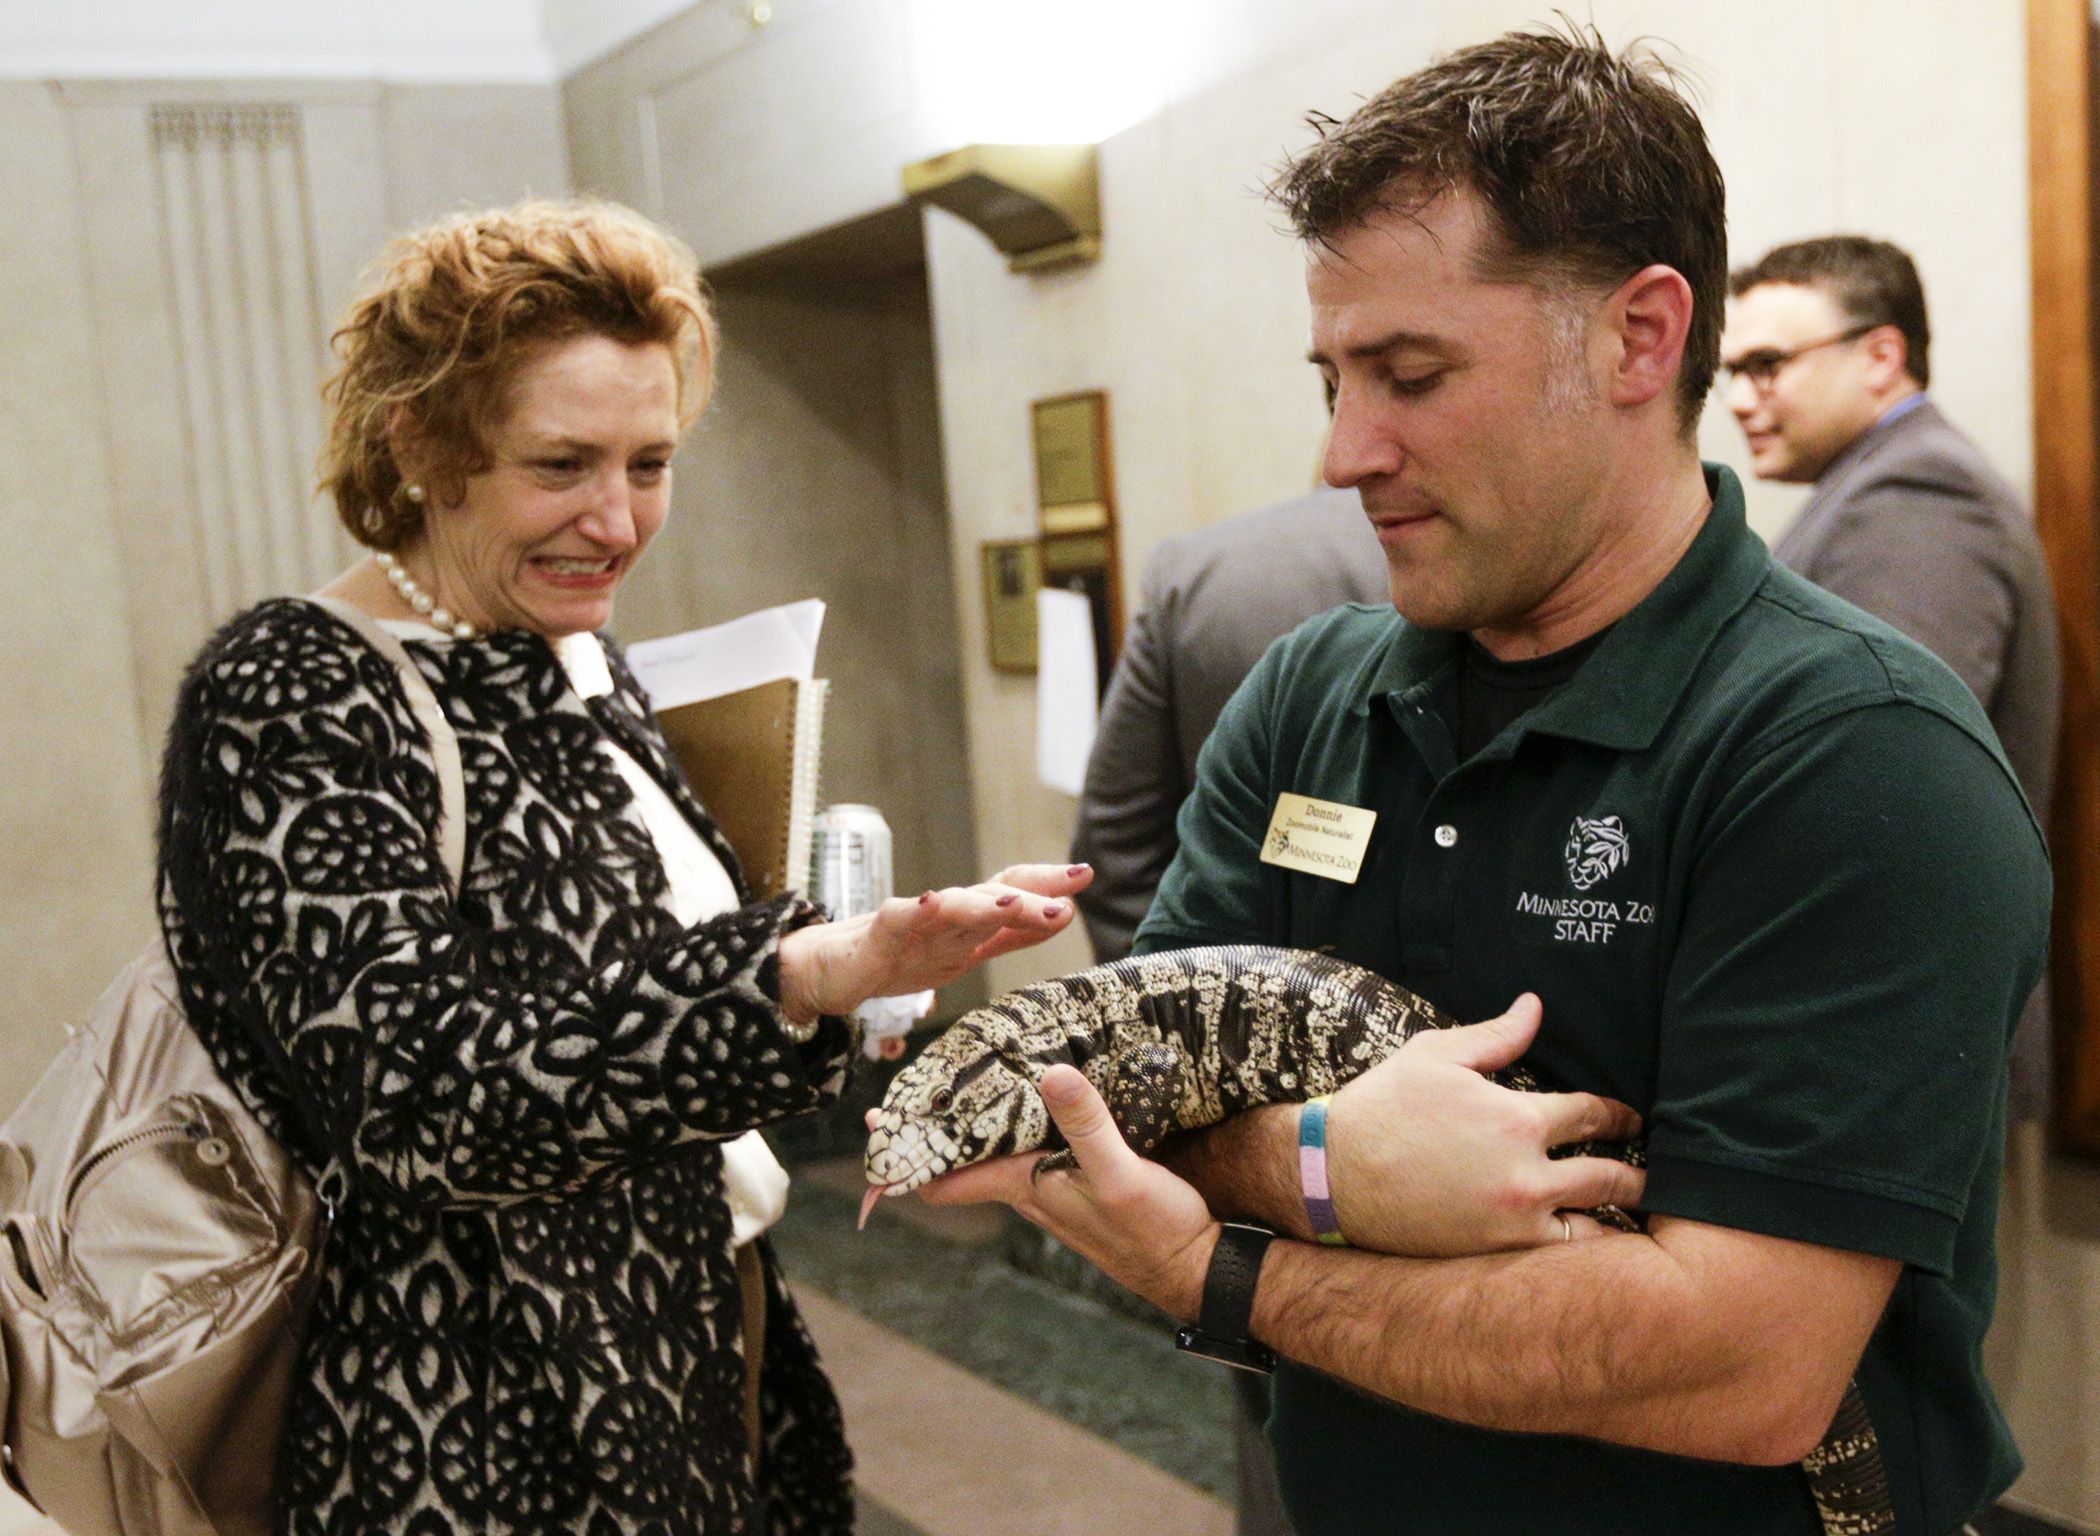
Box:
[1557,1212,1573,1244]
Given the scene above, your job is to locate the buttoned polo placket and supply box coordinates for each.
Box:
[1343,465,1771,991]
[1380,673,1562,978]
[1385,670,1463,972]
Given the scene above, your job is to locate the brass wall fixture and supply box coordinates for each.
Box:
[901,144,1100,272]
[1032,390,1121,692]
[980,539,1042,672]
[974,391,1123,685]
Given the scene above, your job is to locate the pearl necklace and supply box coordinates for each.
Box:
[373,552,479,639]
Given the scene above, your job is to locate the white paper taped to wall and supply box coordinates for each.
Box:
[626,598,826,709]
[1036,586,1098,796]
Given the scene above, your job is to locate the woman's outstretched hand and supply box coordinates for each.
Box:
[777,863,1092,1024]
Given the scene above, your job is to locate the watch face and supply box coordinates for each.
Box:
[1175,1325,1277,1375]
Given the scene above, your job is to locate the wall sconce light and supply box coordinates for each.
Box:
[901,144,1100,272]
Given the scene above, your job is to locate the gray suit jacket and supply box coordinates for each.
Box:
[1071,488,1390,960]
[1773,397,2061,1117]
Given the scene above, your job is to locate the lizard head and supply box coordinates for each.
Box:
[863,1024,1050,1208]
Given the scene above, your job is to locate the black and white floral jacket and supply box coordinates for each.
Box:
[157,598,857,1536]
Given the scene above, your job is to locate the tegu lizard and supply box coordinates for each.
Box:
[861,944,1894,1536]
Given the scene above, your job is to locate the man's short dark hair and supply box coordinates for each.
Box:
[1272,26,1726,430]
[1729,236,1931,388]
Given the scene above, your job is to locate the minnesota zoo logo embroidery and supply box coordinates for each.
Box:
[1563,815,1629,891]
[1515,817,1649,942]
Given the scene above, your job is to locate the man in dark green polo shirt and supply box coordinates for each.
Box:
[923,27,2049,1536]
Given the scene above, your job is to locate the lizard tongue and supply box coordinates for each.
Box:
[858,1184,886,1230]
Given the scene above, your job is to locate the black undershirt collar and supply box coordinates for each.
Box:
[1454,626,1614,760]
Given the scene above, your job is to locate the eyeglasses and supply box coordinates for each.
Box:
[1719,323,1877,392]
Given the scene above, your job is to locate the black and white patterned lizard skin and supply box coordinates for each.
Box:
[864,944,1893,1536]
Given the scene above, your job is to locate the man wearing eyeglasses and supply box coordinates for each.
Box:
[1722,237,2060,1119]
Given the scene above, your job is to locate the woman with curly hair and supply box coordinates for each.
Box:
[156,197,1087,1535]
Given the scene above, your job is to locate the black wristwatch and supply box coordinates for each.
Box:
[1175,1222,1277,1373]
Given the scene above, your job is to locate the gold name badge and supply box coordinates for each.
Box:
[1259,792,1377,884]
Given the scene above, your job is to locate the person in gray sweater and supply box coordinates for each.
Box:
[1723,235,2060,1119]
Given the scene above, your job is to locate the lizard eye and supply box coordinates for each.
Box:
[930,1088,954,1113]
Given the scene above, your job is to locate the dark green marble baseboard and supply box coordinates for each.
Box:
[772,1175,1235,1500]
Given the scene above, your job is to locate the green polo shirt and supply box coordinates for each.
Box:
[1137,466,2049,1536]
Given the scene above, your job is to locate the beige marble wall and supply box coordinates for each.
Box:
[0,77,566,1109]
[376,84,570,231]
[0,1,551,81]
[563,0,935,267]
[0,82,159,1112]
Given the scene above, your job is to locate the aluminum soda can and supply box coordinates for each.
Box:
[811,804,893,920]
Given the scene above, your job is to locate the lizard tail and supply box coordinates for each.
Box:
[1802,1379,1894,1534]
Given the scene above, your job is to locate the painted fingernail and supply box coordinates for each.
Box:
[995,893,1017,907]
[1043,902,1065,918]
[1068,863,1090,875]
[919,890,936,905]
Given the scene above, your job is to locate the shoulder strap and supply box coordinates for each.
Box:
[304,596,466,893]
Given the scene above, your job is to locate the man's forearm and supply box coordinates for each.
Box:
[1246,1215,1896,1466]
[1167,1109,1894,1464]
[1158,1104,1309,1235]
[932,1063,1897,1471]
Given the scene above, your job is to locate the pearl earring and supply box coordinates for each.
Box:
[404,483,426,504]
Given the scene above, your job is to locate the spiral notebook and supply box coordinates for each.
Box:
[627,602,828,901]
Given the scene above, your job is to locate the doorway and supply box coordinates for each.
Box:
[616,203,986,1009]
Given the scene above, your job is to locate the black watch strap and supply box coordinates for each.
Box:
[1175,1223,1277,1373]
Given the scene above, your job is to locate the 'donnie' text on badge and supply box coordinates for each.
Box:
[1259,792,1377,884]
